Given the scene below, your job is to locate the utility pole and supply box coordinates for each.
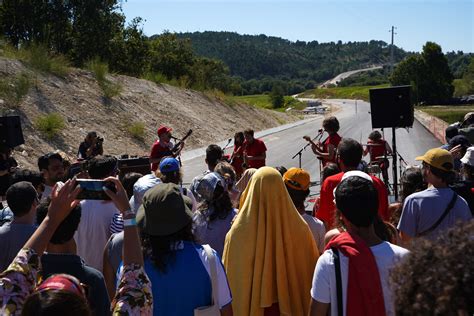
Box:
[389,26,397,74]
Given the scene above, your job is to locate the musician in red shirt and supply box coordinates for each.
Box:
[149,126,184,171]
[316,138,389,229]
[230,132,245,179]
[364,130,392,185]
[303,116,342,167]
[243,129,267,169]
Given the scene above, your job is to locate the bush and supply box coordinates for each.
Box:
[87,58,108,82]
[100,80,122,99]
[127,122,145,140]
[22,44,70,77]
[143,71,169,85]
[87,58,122,99]
[0,72,31,107]
[35,113,65,139]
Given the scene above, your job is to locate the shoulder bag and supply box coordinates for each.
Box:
[194,244,220,316]
[417,192,457,237]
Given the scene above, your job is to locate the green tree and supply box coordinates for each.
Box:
[109,17,149,76]
[390,42,454,103]
[0,0,49,46]
[454,57,474,96]
[69,0,124,65]
[149,32,194,80]
[269,84,285,108]
[190,57,232,91]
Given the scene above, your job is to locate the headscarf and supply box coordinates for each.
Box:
[235,168,257,193]
[223,167,319,316]
[195,172,226,202]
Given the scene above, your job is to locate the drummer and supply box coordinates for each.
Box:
[363,130,392,185]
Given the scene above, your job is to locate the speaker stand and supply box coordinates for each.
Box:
[391,127,399,200]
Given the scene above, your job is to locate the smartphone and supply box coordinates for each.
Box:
[76,179,116,200]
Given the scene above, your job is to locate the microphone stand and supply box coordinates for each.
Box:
[397,151,408,193]
[292,130,323,168]
[222,138,232,153]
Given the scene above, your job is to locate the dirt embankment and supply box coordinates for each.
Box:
[0,57,299,169]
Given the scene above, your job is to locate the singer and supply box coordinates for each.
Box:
[149,125,184,171]
[303,116,341,167]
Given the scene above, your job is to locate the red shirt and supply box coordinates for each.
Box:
[367,139,388,162]
[244,138,267,169]
[231,144,245,177]
[322,133,341,166]
[316,171,389,228]
[149,140,173,171]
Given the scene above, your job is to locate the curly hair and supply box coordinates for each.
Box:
[391,220,474,315]
[322,116,340,133]
[368,130,382,141]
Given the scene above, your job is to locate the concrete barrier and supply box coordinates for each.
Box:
[414,109,448,144]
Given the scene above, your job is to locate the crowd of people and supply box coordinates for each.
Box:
[0,115,473,315]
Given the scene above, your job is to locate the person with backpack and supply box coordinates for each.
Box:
[398,148,472,244]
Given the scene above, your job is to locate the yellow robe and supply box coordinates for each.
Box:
[223,167,319,316]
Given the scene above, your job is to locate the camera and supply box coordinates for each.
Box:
[96,136,104,145]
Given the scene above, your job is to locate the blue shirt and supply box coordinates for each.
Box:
[144,241,213,316]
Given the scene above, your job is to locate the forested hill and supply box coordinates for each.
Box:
[175,31,407,90]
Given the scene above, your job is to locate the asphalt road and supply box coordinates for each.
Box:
[181,99,441,201]
[319,66,383,87]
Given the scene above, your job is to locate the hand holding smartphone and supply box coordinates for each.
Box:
[76,179,116,200]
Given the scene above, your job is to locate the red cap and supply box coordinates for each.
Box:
[36,274,86,298]
[157,125,172,136]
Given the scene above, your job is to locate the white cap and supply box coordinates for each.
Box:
[460,147,474,167]
[341,170,373,182]
[334,170,373,198]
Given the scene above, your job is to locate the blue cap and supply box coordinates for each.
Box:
[159,157,180,173]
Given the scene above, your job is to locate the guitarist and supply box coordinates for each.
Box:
[149,125,185,171]
[303,116,341,167]
[230,132,245,179]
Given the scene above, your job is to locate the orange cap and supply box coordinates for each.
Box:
[283,167,310,191]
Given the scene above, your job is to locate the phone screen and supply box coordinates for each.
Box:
[76,179,116,200]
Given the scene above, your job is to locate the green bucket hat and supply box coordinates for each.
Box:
[137,183,193,236]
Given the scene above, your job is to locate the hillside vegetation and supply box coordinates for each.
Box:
[176,32,406,94]
[0,57,298,170]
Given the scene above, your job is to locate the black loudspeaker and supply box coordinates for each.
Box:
[0,116,25,147]
[369,85,413,128]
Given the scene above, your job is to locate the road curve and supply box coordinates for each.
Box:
[319,66,383,87]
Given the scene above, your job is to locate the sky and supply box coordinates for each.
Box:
[122,0,473,53]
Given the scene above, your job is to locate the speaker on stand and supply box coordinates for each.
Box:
[0,116,25,148]
[369,85,413,200]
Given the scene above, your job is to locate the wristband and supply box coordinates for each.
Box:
[122,209,135,219]
[124,218,137,227]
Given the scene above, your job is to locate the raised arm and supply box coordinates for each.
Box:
[103,177,152,315]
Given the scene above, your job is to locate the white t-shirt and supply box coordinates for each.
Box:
[74,199,120,271]
[40,182,64,202]
[311,241,409,316]
[180,186,197,213]
[302,213,326,253]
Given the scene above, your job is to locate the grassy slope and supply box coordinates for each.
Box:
[299,84,389,101]
[231,95,306,111]
[419,105,474,124]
